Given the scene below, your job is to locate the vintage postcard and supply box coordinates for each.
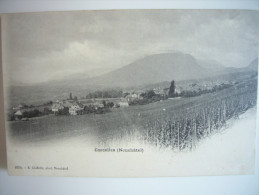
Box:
[1,10,258,176]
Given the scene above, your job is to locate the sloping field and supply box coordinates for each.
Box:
[7,78,257,150]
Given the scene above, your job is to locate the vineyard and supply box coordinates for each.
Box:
[133,78,258,150]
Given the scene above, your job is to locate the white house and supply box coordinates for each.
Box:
[51,103,64,113]
[125,93,139,102]
[14,110,23,120]
[69,102,84,115]
[92,102,104,110]
[118,99,129,107]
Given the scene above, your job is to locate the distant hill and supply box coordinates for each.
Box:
[197,59,225,72]
[86,52,209,88]
[39,53,257,90]
[20,52,257,91]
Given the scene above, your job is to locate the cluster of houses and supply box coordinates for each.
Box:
[51,97,132,116]
[153,88,170,96]
[12,103,40,121]
[51,90,160,116]
[124,92,143,102]
[11,88,171,120]
[51,100,85,115]
[177,80,234,93]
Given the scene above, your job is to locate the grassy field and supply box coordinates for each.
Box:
[7,77,257,150]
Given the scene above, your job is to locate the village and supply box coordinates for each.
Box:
[8,79,235,121]
[9,85,172,121]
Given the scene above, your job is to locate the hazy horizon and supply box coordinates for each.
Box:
[2,10,259,85]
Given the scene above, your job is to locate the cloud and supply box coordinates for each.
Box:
[3,10,259,85]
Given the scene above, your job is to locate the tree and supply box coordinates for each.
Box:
[57,107,69,115]
[107,102,114,108]
[88,93,93,99]
[168,80,176,97]
[69,92,73,100]
[43,107,51,114]
[102,100,106,108]
[123,92,130,98]
[23,109,41,118]
[147,90,156,99]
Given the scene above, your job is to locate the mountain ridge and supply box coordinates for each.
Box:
[12,52,257,90]
[84,52,209,88]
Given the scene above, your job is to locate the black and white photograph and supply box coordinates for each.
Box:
[1,9,258,176]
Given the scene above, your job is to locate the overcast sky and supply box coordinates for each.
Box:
[2,10,259,85]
